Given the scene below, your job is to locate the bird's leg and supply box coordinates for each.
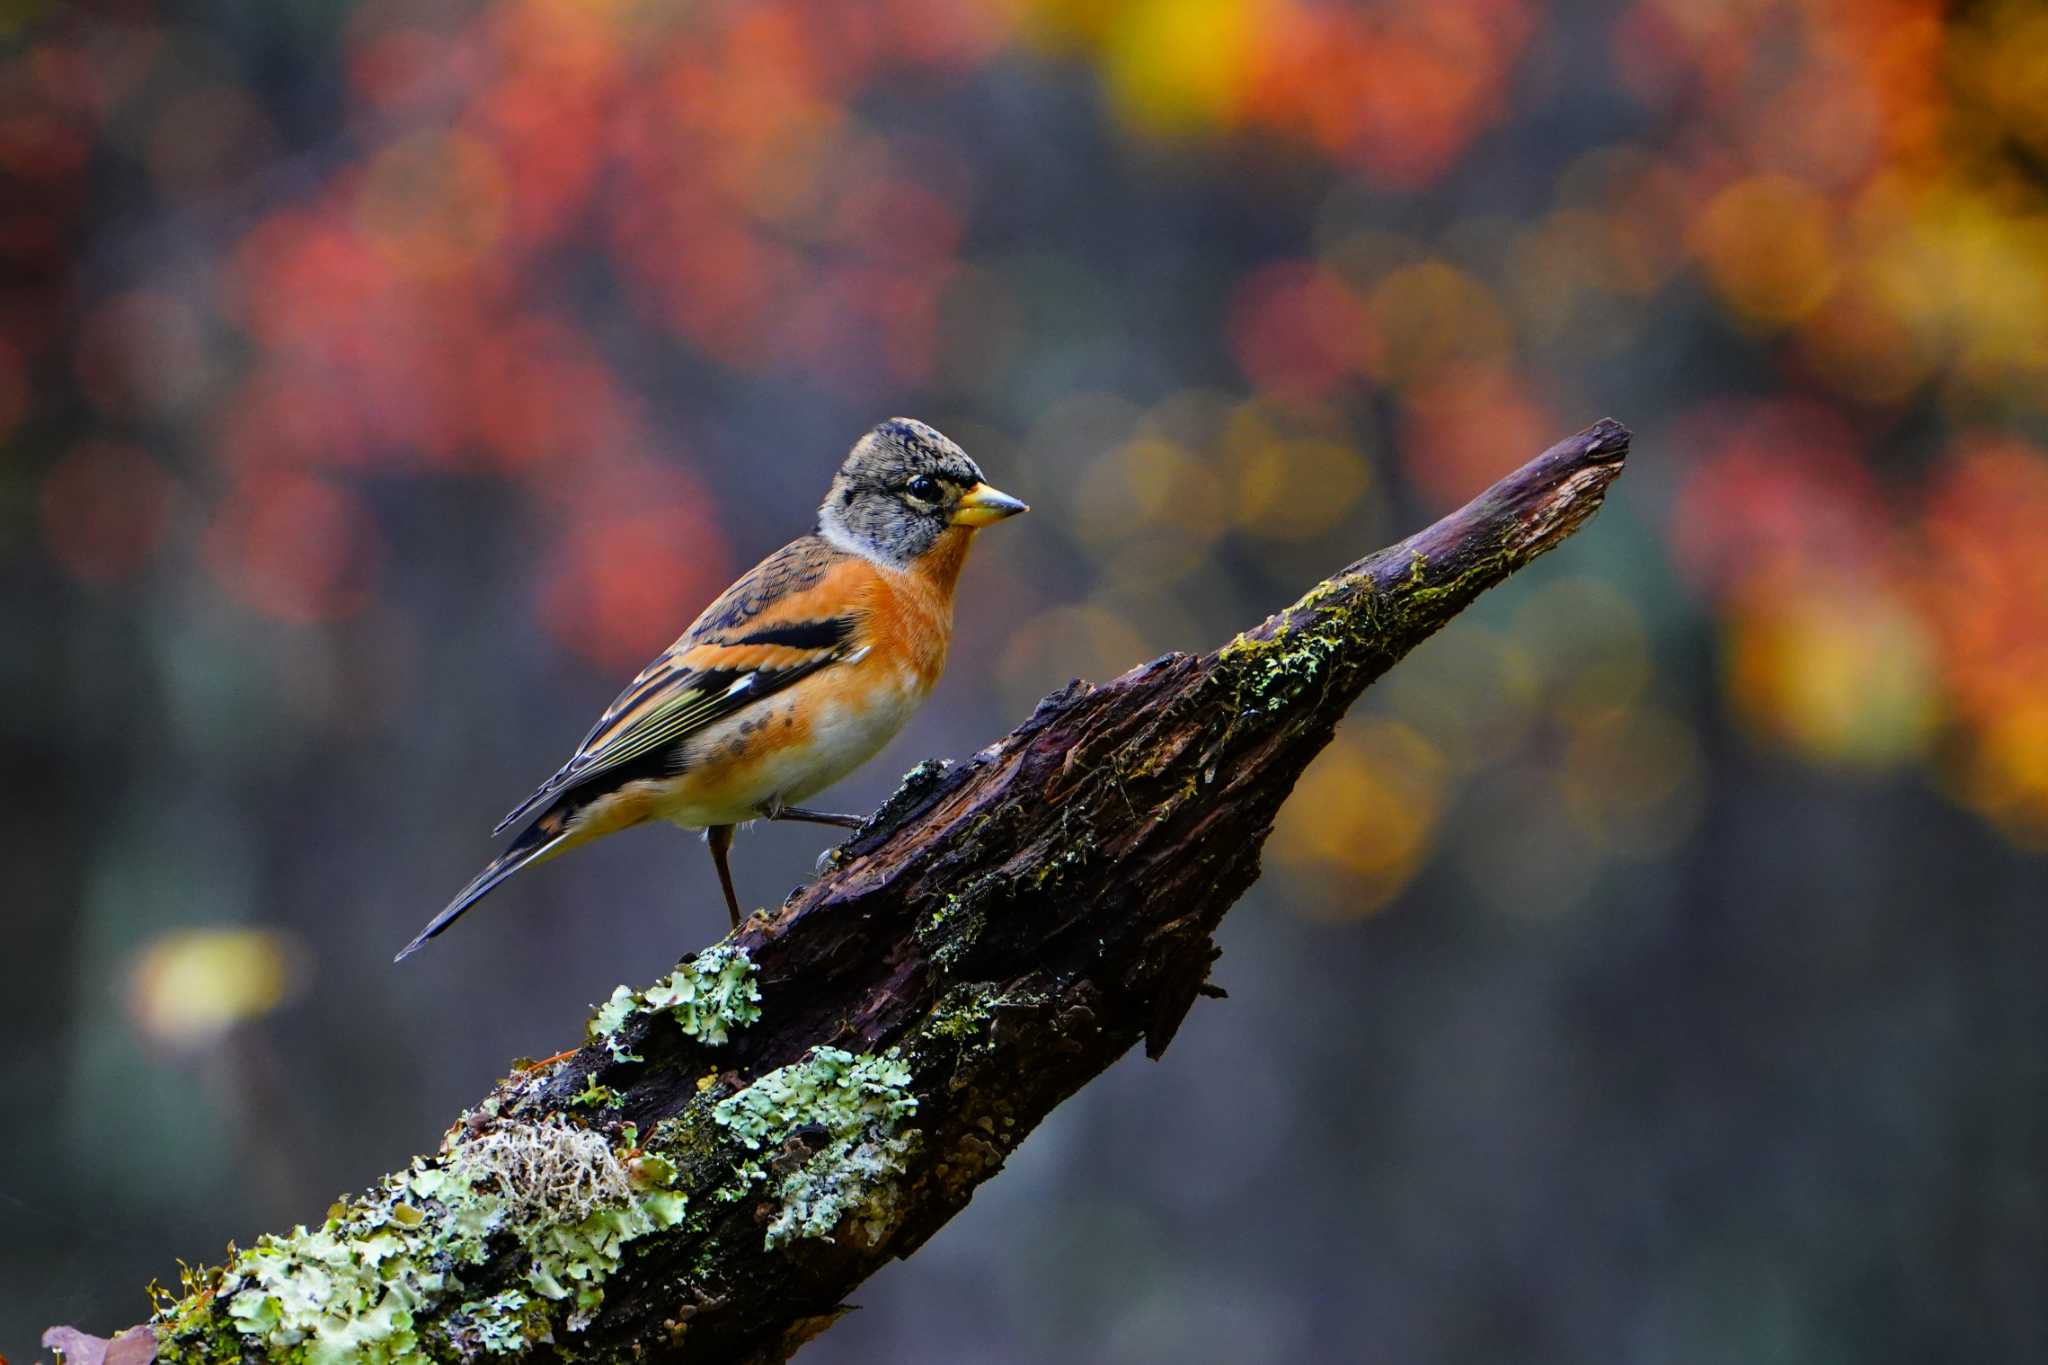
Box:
[706,824,742,929]
[766,804,866,830]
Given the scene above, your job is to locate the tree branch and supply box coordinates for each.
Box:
[63,419,1629,1365]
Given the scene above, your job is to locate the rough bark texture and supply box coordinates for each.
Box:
[69,420,1629,1365]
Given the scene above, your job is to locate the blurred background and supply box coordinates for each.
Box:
[5,0,2046,1359]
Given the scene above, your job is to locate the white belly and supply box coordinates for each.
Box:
[658,669,928,829]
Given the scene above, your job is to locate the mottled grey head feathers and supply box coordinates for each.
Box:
[817,418,988,566]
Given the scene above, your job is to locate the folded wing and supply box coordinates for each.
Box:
[493,537,864,836]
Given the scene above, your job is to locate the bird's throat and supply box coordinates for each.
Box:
[910,524,976,599]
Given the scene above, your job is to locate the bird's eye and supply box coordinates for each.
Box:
[905,475,941,502]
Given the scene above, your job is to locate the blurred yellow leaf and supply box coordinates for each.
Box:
[1273,719,1446,920]
[129,928,302,1049]
[1101,0,1256,136]
[1692,176,1839,327]
[1726,578,1939,771]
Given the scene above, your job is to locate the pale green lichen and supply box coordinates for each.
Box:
[590,987,639,1059]
[711,1046,920,1250]
[765,1132,920,1249]
[215,1222,435,1365]
[154,1115,687,1363]
[458,1290,529,1355]
[589,944,763,1061]
[643,945,763,1044]
[713,1047,916,1149]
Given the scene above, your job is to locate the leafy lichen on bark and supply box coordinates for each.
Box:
[152,1110,690,1363]
[589,945,765,1062]
[81,420,1629,1365]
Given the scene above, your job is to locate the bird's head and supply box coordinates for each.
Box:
[818,417,1028,566]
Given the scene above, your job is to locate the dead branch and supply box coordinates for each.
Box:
[59,419,1629,1365]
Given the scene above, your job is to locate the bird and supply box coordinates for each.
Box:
[394,418,1027,961]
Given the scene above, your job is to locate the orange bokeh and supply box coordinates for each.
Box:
[11,0,2048,864]
[539,506,732,673]
[1245,0,1535,189]
[1398,365,1558,509]
[203,472,382,623]
[1228,262,1377,401]
[1918,437,2048,736]
[1669,400,1893,594]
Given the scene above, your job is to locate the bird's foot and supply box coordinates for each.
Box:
[764,802,866,830]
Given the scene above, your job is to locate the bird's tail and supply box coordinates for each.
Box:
[394,816,573,962]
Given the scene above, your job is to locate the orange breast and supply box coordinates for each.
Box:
[860,525,973,690]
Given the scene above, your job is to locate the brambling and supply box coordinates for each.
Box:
[395,418,1026,961]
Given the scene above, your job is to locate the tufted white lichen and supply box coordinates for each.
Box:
[165,1116,686,1362]
[448,1114,633,1225]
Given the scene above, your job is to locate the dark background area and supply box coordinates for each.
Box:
[5,0,2045,1360]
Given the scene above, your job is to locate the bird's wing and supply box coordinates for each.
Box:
[492,536,869,835]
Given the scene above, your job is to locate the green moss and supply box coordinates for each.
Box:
[589,944,763,1062]
[1215,619,1349,718]
[711,1046,921,1250]
[1292,570,1363,617]
[1029,844,1095,889]
[1214,571,1367,699]
[153,1116,688,1363]
[570,1075,622,1109]
[923,983,1005,1042]
[918,890,990,973]
[1212,540,1522,724]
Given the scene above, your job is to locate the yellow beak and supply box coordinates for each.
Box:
[950,482,1030,527]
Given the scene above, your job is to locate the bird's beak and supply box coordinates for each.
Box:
[950,482,1030,527]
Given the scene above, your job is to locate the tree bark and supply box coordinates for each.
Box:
[70,419,1629,1365]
